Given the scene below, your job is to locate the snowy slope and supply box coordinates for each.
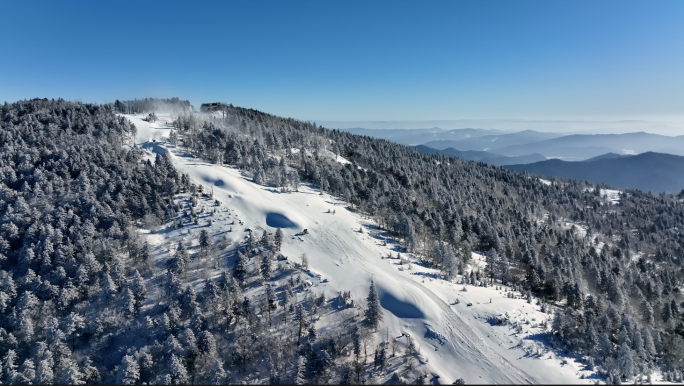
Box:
[125,113,595,384]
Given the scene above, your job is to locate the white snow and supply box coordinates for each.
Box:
[126,113,596,384]
[582,187,622,205]
[122,113,175,144]
[539,178,552,186]
[601,189,621,204]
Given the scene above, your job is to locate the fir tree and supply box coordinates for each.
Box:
[365,279,383,331]
[294,355,307,385]
[618,342,634,381]
[233,251,249,285]
[274,228,283,251]
[116,355,140,385]
[260,254,273,281]
[169,354,189,385]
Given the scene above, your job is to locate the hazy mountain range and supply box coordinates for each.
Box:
[421,130,565,151]
[342,127,505,146]
[493,132,684,160]
[505,152,684,193]
[413,145,547,166]
[350,127,684,193]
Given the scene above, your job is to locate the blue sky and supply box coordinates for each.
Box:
[1,0,683,129]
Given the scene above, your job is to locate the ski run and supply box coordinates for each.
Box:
[122,112,605,384]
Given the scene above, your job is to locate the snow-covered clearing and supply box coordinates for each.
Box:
[600,189,621,204]
[126,113,595,384]
[582,186,622,205]
[539,178,552,186]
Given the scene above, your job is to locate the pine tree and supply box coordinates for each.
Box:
[18,359,35,384]
[3,349,18,382]
[182,286,199,312]
[169,354,189,385]
[101,273,117,303]
[296,305,308,347]
[274,228,283,251]
[365,279,383,331]
[199,229,212,258]
[35,358,54,385]
[82,357,100,385]
[124,288,137,317]
[375,345,386,371]
[233,251,248,285]
[60,361,84,385]
[618,342,634,381]
[198,331,217,356]
[140,241,153,271]
[208,359,226,385]
[598,333,613,360]
[641,300,655,325]
[131,269,147,312]
[170,243,190,275]
[300,253,309,270]
[117,355,140,385]
[260,254,272,281]
[294,355,307,385]
[307,322,317,343]
[642,328,657,360]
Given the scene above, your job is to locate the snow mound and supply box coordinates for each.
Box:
[198,173,227,187]
[378,287,425,319]
[265,212,298,229]
[140,141,166,156]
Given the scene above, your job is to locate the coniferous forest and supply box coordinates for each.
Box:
[1,97,684,384]
[0,99,386,384]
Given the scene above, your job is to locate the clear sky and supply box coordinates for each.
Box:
[1,0,683,130]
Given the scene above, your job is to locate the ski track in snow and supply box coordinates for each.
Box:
[125,113,591,384]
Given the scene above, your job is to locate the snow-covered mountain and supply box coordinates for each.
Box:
[2,98,681,385]
[127,112,594,384]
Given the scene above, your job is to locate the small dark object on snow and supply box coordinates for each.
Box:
[467,303,473,307]
[152,139,156,142]
[302,229,309,235]
[246,228,252,232]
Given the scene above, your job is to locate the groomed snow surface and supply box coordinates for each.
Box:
[125,113,597,384]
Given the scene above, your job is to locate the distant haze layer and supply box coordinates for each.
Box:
[313,118,684,136]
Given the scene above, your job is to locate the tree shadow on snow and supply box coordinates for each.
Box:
[410,272,440,280]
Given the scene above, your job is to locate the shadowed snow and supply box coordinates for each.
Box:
[266,212,298,228]
[378,289,425,319]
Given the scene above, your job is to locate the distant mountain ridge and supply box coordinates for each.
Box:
[414,145,547,166]
[422,130,565,151]
[505,151,684,193]
[494,132,684,160]
[340,127,505,145]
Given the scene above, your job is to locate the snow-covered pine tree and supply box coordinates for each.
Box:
[365,279,383,331]
[208,359,227,385]
[618,342,634,381]
[294,355,307,385]
[300,253,309,270]
[274,228,283,251]
[261,253,273,281]
[116,355,140,385]
[233,251,249,285]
